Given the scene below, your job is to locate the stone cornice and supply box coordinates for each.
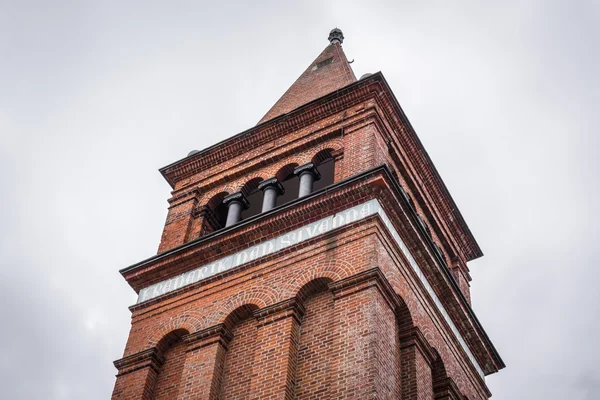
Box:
[113,348,165,376]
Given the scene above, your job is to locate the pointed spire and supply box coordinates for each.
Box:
[258,28,357,125]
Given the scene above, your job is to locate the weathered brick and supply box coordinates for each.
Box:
[112,30,503,400]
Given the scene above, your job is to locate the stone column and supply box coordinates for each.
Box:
[258,177,285,212]
[177,324,233,400]
[112,349,165,400]
[223,192,249,227]
[249,299,305,400]
[293,163,321,198]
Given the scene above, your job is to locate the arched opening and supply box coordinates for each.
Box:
[430,349,463,398]
[312,149,335,192]
[294,278,335,399]
[275,163,300,206]
[431,350,448,388]
[151,329,189,400]
[240,177,264,220]
[204,192,229,232]
[219,304,259,399]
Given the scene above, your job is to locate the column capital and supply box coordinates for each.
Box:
[398,326,437,366]
[257,177,285,195]
[328,268,398,312]
[254,298,306,327]
[433,376,463,400]
[293,162,321,181]
[183,323,234,352]
[223,191,249,209]
[113,348,165,376]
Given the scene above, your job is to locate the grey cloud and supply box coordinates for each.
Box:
[1,1,598,398]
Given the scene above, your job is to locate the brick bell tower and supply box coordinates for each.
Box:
[112,29,504,400]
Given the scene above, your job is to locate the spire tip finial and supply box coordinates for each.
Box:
[328,28,344,44]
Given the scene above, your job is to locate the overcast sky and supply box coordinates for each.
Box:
[1,1,598,399]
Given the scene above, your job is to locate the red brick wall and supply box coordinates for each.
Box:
[111,360,157,400]
[295,289,334,399]
[152,339,186,400]
[113,77,499,398]
[219,316,256,399]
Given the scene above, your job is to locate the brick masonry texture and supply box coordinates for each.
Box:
[258,42,356,124]
[112,38,503,399]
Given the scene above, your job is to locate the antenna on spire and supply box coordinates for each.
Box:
[328,28,344,44]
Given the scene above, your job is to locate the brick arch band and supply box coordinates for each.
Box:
[195,140,344,212]
[126,263,440,400]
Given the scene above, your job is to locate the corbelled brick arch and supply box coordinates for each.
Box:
[281,259,355,300]
[237,176,262,194]
[431,348,467,400]
[206,287,279,328]
[146,314,205,350]
[274,162,299,182]
[161,139,347,251]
